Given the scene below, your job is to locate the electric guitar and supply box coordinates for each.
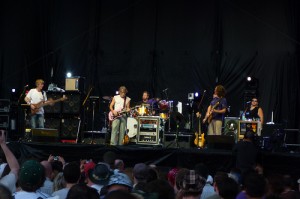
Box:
[108,107,134,121]
[203,100,222,124]
[31,97,68,115]
[194,114,205,148]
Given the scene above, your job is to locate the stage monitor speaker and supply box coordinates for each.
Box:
[164,133,193,148]
[206,135,235,150]
[62,92,81,114]
[31,128,59,142]
[60,118,80,139]
[224,117,239,141]
[44,92,63,114]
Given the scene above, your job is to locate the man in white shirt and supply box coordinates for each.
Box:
[109,86,131,145]
[24,79,49,128]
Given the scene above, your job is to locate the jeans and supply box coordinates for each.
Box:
[110,116,127,145]
[31,114,45,128]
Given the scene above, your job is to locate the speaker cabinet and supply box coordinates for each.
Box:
[44,92,63,114]
[164,134,193,148]
[206,135,235,150]
[60,118,80,139]
[45,118,61,130]
[62,92,82,114]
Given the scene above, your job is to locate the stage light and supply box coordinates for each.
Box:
[195,92,199,97]
[247,76,252,81]
[66,72,72,78]
[11,89,16,93]
[116,91,119,94]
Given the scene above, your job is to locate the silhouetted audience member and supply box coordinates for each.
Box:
[114,159,125,173]
[103,151,117,169]
[167,168,179,189]
[14,159,49,199]
[206,171,229,199]
[52,172,65,193]
[145,179,175,199]
[243,172,267,199]
[280,175,300,199]
[194,163,216,199]
[88,162,113,192]
[176,170,206,199]
[0,184,13,199]
[233,131,258,174]
[39,160,54,195]
[132,163,150,192]
[0,130,19,193]
[105,190,139,199]
[100,172,133,197]
[52,162,81,199]
[175,168,189,194]
[66,183,100,199]
[217,176,240,199]
[266,174,285,197]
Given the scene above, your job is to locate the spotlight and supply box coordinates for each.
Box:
[247,76,252,81]
[11,89,16,93]
[116,91,119,94]
[194,92,199,97]
[66,72,72,78]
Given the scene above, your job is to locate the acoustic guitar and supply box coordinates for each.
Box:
[31,97,68,115]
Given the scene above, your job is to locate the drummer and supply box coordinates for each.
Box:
[139,91,159,115]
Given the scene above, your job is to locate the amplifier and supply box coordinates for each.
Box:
[31,128,59,142]
[65,77,84,92]
[136,116,161,145]
[0,100,10,112]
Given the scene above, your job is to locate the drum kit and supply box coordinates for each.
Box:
[102,96,174,139]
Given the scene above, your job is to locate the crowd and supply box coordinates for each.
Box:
[0,129,300,199]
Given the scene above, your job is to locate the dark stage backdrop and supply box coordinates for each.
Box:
[0,0,299,128]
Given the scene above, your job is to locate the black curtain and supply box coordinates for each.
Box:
[0,0,299,128]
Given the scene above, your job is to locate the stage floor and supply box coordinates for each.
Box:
[6,140,300,180]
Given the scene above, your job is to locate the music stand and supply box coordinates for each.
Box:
[166,112,185,148]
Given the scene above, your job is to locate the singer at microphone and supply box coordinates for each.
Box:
[243,97,264,124]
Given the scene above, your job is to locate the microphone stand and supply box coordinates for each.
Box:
[18,86,27,104]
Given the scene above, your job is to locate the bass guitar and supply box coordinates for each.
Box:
[31,97,68,115]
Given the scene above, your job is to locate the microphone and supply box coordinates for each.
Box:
[24,84,29,88]
[163,88,168,92]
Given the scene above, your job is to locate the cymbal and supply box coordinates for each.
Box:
[102,96,112,101]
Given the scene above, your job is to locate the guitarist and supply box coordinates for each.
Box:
[109,86,131,145]
[203,85,227,135]
[24,79,49,128]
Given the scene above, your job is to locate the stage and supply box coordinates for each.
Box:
[5,139,300,181]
